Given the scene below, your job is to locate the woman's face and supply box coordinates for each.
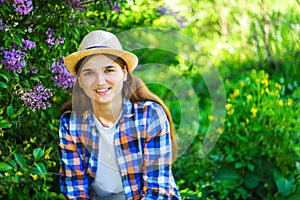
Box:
[78,54,127,107]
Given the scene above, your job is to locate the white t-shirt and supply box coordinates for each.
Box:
[92,113,126,199]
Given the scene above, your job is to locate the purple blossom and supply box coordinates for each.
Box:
[15,83,54,110]
[55,37,64,45]
[0,0,6,4]
[0,19,9,31]
[51,57,76,89]
[106,0,122,12]
[1,47,27,73]
[21,38,35,50]
[45,28,65,47]
[157,6,186,28]
[13,0,33,15]
[65,0,85,11]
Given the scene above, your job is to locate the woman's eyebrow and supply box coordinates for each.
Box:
[81,68,93,72]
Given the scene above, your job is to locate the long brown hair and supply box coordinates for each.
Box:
[62,54,177,160]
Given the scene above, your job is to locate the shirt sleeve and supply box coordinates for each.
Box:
[142,103,181,200]
[59,112,90,200]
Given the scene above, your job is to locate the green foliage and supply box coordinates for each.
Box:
[0,147,64,199]
[1,0,299,199]
[173,69,300,199]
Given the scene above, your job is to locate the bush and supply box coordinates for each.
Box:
[0,0,126,198]
[174,68,300,199]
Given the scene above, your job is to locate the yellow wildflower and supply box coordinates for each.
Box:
[226,103,234,115]
[225,103,232,110]
[278,100,284,107]
[30,174,38,180]
[52,161,56,167]
[286,98,293,106]
[4,172,10,176]
[227,108,234,115]
[261,79,269,87]
[240,81,245,87]
[233,89,240,97]
[44,154,51,159]
[16,171,23,176]
[251,107,258,117]
[275,82,282,90]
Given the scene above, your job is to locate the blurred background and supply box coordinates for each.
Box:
[0,0,299,199]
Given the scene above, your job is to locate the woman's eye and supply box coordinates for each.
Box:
[104,68,114,73]
[84,71,94,76]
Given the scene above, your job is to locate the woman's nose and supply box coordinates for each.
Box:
[97,72,106,84]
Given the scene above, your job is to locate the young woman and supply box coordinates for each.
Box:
[59,30,181,199]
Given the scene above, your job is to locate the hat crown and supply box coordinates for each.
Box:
[78,30,123,51]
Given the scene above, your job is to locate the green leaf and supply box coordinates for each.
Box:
[6,105,14,117]
[31,163,46,176]
[33,148,44,160]
[214,165,242,181]
[14,153,27,170]
[8,160,18,170]
[0,119,12,128]
[0,82,7,88]
[0,162,12,171]
[0,73,9,82]
[16,107,25,116]
[273,169,295,196]
[244,171,261,189]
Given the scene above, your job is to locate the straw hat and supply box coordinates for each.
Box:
[64,30,138,75]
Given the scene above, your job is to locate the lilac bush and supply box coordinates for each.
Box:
[45,28,64,47]
[51,57,76,89]
[107,0,122,12]
[0,19,9,31]
[0,0,128,198]
[15,82,54,110]
[1,39,35,73]
[1,47,27,73]
[13,0,33,15]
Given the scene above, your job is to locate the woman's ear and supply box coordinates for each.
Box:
[78,77,83,88]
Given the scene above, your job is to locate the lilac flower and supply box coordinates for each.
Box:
[65,0,85,11]
[0,0,6,4]
[0,19,9,31]
[15,82,54,110]
[55,37,64,45]
[1,47,27,73]
[106,0,122,12]
[45,28,65,47]
[51,57,76,89]
[157,6,186,28]
[21,38,36,50]
[13,0,33,15]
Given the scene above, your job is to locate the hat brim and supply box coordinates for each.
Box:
[64,48,138,75]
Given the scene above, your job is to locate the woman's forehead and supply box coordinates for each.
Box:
[81,54,120,68]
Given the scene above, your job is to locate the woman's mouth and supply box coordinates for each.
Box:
[95,88,111,94]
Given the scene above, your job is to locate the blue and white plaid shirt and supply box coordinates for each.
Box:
[59,99,181,199]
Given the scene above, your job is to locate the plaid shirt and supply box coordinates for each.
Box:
[59,100,181,200]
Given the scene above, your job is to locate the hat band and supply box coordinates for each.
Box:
[85,45,110,50]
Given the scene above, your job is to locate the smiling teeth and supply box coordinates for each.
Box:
[96,88,109,92]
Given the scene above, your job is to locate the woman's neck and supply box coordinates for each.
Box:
[92,100,123,128]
